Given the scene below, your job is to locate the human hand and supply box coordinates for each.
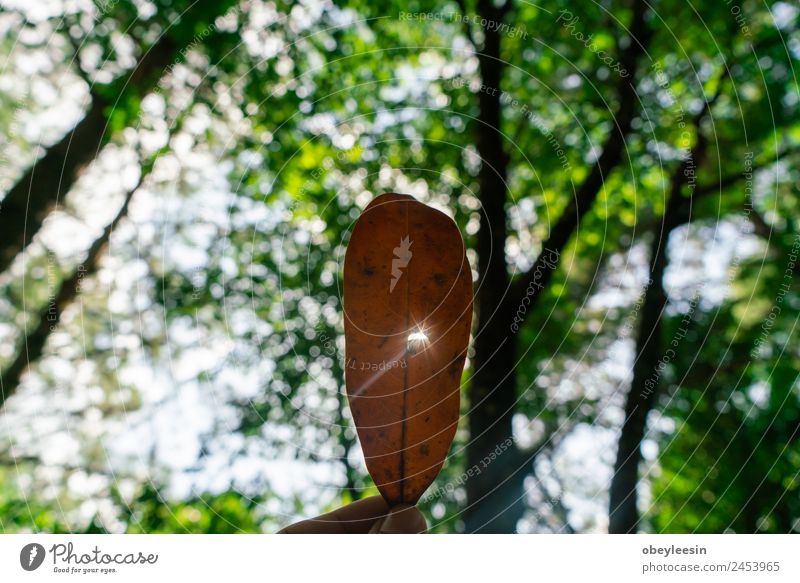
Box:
[278,495,426,534]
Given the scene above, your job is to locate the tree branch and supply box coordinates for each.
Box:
[693,145,798,200]
[0,162,151,408]
[507,0,652,311]
[0,33,177,276]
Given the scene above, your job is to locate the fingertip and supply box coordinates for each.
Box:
[376,504,427,534]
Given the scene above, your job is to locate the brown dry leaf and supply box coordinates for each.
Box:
[343,193,473,505]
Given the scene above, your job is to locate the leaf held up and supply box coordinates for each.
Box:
[344,193,473,505]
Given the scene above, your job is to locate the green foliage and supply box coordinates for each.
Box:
[120,486,270,534]
[0,0,798,534]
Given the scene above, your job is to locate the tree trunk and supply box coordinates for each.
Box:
[608,77,723,531]
[608,148,706,533]
[463,0,520,533]
[464,0,651,532]
[607,216,671,533]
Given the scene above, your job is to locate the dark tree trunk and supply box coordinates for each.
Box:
[464,0,651,532]
[461,0,652,532]
[464,0,520,533]
[607,212,672,533]
[608,75,724,531]
[608,129,709,530]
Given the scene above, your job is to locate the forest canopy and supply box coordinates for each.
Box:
[0,0,798,533]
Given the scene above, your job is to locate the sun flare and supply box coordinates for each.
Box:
[407,329,429,352]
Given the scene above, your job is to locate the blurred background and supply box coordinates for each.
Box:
[0,0,798,533]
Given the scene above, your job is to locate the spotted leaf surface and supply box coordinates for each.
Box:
[343,193,473,504]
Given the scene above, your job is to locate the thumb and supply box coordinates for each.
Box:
[369,504,427,534]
